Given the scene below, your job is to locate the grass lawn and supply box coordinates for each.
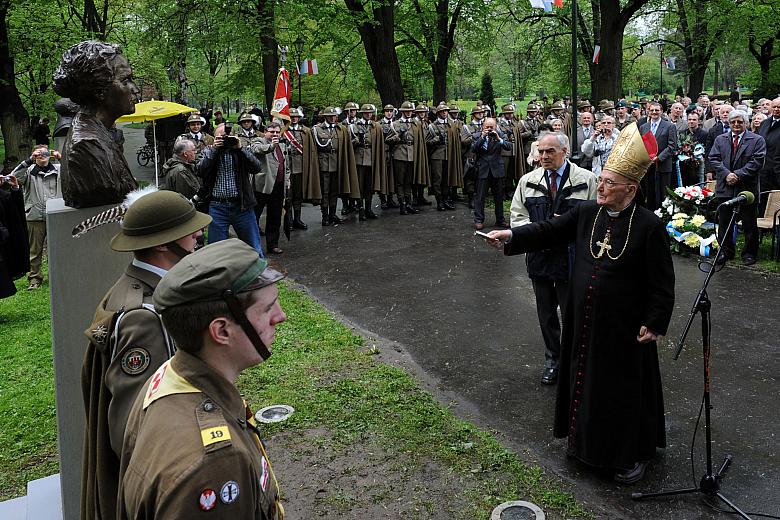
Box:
[0,263,590,518]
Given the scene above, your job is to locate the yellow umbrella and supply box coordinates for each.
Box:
[117,100,198,186]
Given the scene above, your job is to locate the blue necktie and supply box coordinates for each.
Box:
[651,121,658,135]
[483,139,489,150]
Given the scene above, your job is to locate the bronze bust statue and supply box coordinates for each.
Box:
[53,41,139,208]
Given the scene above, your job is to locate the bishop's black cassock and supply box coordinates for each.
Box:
[505,199,675,470]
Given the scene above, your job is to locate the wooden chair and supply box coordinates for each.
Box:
[706,180,716,193]
[757,190,780,259]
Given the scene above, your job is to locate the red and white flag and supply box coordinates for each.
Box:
[270,67,291,125]
[592,45,601,64]
[297,59,319,76]
[553,0,563,7]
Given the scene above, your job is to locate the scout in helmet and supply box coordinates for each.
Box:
[176,113,214,157]
[235,112,261,146]
[344,101,359,124]
[352,103,385,220]
[313,107,357,225]
[117,239,286,519]
[80,189,211,520]
[377,104,401,209]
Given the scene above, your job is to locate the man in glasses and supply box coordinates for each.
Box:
[487,123,675,485]
[508,131,597,385]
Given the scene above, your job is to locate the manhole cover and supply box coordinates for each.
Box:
[491,501,545,520]
[255,404,294,423]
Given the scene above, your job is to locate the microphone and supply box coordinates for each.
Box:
[718,191,754,208]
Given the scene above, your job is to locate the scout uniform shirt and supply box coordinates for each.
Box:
[118,350,283,519]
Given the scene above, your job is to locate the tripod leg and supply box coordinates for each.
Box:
[631,487,698,500]
[715,454,732,477]
[716,492,753,520]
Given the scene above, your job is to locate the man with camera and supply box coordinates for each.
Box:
[471,117,511,229]
[198,123,265,254]
[10,144,61,290]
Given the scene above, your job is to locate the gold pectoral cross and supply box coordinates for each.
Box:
[595,232,612,259]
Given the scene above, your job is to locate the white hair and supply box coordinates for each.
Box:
[728,109,749,124]
[538,131,569,151]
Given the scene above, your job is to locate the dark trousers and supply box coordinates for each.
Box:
[320,170,339,215]
[717,199,758,259]
[255,181,284,249]
[474,173,504,224]
[531,277,569,369]
[430,159,448,197]
[291,172,303,211]
[357,164,373,199]
[394,159,414,200]
[640,164,670,211]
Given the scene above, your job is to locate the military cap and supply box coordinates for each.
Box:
[238,112,255,123]
[289,108,303,118]
[153,239,285,313]
[639,97,649,104]
[344,101,359,111]
[322,106,338,117]
[399,101,414,111]
[577,100,592,109]
[615,100,627,108]
[414,104,428,113]
[500,103,515,114]
[359,103,374,113]
[111,190,212,252]
[630,102,640,109]
[383,104,395,111]
[526,103,539,112]
[448,105,460,113]
[435,102,449,113]
[551,101,565,110]
[186,114,205,124]
[598,99,615,111]
[471,105,486,115]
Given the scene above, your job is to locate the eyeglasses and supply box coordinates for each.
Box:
[597,178,632,188]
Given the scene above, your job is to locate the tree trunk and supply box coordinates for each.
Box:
[590,26,623,101]
[687,65,706,98]
[0,1,31,163]
[432,59,447,103]
[346,1,404,106]
[256,0,277,112]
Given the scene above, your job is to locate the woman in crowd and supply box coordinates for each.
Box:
[581,115,619,176]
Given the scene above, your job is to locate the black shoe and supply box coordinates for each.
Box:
[614,461,648,485]
[541,367,558,385]
[742,255,757,266]
[366,208,378,219]
[444,200,456,210]
[293,218,308,230]
[330,215,344,224]
[406,203,420,214]
[321,216,331,226]
[400,203,408,215]
[418,196,432,206]
[359,208,367,221]
[341,206,352,216]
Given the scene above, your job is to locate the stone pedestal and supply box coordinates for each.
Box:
[46,198,130,520]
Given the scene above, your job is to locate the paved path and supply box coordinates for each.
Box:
[122,123,779,518]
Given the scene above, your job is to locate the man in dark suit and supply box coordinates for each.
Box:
[678,111,708,185]
[705,104,733,161]
[471,117,511,229]
[640,102,678,209]
[757,98,780,206]
[709,110,767,265]
[573,111,595,170]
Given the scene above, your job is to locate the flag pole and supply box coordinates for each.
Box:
[570,0,578,159]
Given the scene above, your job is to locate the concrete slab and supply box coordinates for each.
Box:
[276,202,780,519]
[0,496,27,520]
[25,474,62,520]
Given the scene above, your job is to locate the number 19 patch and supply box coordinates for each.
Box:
[200,426,231,447]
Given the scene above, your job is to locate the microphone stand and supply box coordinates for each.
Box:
[631,205,752,519]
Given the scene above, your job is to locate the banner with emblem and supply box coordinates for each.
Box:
[270,67,291,127]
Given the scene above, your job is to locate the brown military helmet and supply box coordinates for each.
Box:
[414,104,428,113]
[383,104,395,111]
[321,106,338,117]
[186,113,205,125]
[435,102,449,114]
[448,105,460,114]
[110,190,212,252]
[344,101,359,111]
[598,99,615,111]
[501,103,515,114]
[238,112,254,123]
[577,100,592,110]
[289,108,303,118]
[551,101,565,111]
[359,104,374,114]
[526,103,539,113]
[471,105,486,115]
[399,101,414,111]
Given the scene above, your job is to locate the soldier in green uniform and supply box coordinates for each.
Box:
[412,104,432,208]
[340,101,361,215]
[286,108,320,229]
[81,190,211,520]
[614,100,636,131]
[378,104,400,209]
[392,102,420,215]
[177,114,214,158]
[497,103,526,199]
[352,104,386,220]
[461,105,487,208]
[117,238,286,519]
[235,112,262,147]
[447,104,466,202]
[426,102,456,211]
[313,107,343,225]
